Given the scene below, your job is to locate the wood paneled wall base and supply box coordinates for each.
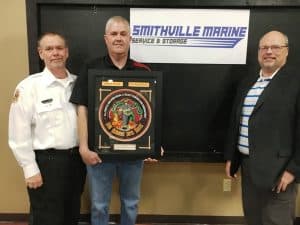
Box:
[2,214,300,224]
[0,214,245,224]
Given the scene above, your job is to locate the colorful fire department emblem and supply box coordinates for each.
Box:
[99,89,152,142]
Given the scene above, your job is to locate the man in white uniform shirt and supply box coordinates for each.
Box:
[8,32,86,225]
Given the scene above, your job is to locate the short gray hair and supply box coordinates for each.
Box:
[105,16,130,34]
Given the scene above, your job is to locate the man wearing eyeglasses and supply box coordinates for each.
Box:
[225,30,299,225]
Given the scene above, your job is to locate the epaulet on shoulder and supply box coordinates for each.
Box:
[18,72,42,87]
[29,73,42,79]
[132,61,151,72]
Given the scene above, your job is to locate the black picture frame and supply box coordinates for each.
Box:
[88,69,163,160]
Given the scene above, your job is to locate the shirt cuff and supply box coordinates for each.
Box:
[23,163,40,179]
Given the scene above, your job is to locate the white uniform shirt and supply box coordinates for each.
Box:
[8,67,78,179]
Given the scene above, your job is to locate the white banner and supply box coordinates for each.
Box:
[130,8,250,64]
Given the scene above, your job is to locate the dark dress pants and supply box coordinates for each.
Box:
[27,149,86,225]
[241,156,297,225]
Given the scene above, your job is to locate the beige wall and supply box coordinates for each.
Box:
[1,0,30,213]
[1,0,299,217]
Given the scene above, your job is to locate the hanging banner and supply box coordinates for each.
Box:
[130,8,250,64]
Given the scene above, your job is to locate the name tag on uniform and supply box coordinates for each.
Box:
[41,98,53,104]
[36,96,62,113]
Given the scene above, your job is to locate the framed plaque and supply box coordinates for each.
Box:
[88,69,163,160]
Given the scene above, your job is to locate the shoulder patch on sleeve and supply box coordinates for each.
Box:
[12,89,20,103]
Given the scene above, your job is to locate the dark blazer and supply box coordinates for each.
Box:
[225,65,300,189]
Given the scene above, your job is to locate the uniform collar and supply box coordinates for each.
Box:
[41,67,75,87]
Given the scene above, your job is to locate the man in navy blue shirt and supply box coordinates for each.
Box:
[70,16,160,225]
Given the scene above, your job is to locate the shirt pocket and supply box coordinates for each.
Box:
[35,96,64,128]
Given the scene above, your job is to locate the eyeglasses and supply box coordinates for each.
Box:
[258,45,288,52]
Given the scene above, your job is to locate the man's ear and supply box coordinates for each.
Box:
[66,47,69,59]
[37,47,44,60]
[104,34,108,44]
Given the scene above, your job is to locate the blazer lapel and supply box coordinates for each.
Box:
[252,69,284,114]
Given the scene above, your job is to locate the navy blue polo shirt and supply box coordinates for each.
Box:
[70,55,151,106]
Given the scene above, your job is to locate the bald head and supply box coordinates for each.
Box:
[259,30,288,47]
[258,30,289,76]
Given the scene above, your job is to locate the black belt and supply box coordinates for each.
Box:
[34,146,79,155]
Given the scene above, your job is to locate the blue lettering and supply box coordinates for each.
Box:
[231,27,239,36]
[202,26,247,37]
[160,26,168,36]
[202,26,213,36]
[239,27,247,37]
[132,25,140,36]
[132,25,245,38]
[193,26,201,36]
[186,26,192,36]
[178,26,185,36]
[168,26,176,36]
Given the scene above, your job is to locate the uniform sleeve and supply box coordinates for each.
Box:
[8,84,40,179]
